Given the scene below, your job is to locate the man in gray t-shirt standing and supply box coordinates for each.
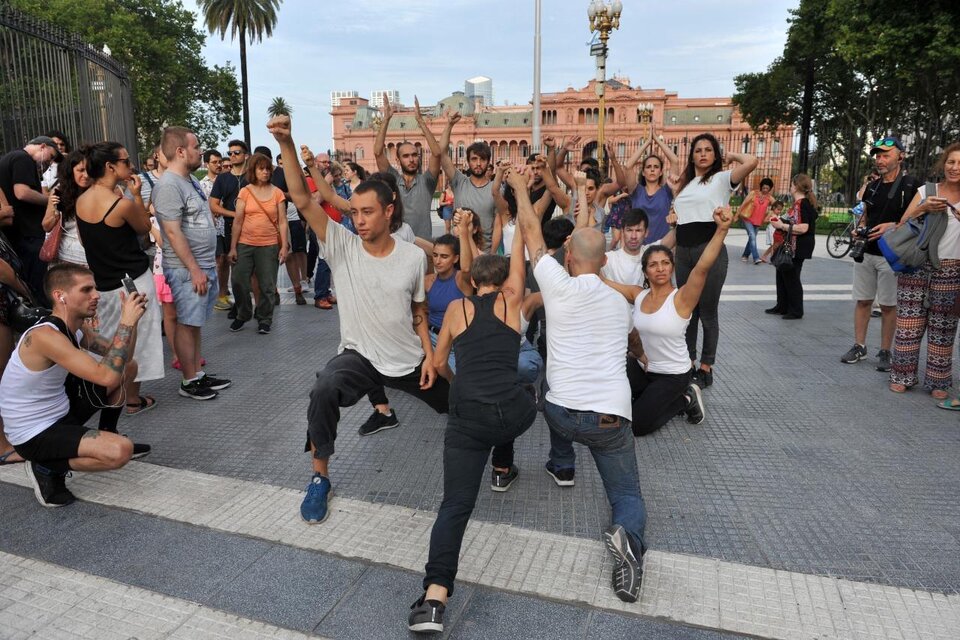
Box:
[152,126,231,401]
[374,94,440,240]
[268,113,449,526]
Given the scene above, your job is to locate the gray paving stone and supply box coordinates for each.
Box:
[314,564,474,640]
[206,544,366,633]
[446,588,591,639]
[586,611,733,639]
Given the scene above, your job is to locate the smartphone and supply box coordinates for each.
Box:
[121,273,138,295]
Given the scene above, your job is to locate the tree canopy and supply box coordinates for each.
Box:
[733,0,960,200]
[9,0,241,155]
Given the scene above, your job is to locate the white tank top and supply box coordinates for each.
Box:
[0,322,74,445]
[632,289,691,375]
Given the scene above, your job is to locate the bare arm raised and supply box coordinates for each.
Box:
[413,96,442,181]
[267,115,331,243]
[373,93,394,174]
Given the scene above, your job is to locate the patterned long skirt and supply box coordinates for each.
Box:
[890,259,960,390]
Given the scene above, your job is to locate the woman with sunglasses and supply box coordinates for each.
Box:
[76,142,164,415]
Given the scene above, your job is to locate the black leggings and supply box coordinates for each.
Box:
[627,359,691,437]
[675,242,729,366]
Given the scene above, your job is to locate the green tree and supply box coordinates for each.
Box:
[8,0,241,154]
[198,0,281,148]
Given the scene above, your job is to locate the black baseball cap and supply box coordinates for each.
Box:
[29,136,64,163]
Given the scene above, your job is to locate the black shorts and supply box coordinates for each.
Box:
[12,377,108,463]
[288,220,307,253]
[216,235,229,257]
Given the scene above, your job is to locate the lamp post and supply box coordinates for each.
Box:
[637,101,654,154]
[587,0,622,176]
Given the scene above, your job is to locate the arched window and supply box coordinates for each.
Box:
[742,136,750,154]
[354,146,364,159]
[457,142,465,160]
[757,139,765,158]
[578,108,585,124]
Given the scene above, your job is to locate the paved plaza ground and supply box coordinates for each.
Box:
[2,230,959,639]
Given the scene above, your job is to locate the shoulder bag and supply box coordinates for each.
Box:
[771,222,795,272]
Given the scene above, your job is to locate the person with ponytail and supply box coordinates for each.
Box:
[765,174,817,319]
[75,142,164,415]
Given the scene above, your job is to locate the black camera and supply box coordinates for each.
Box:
[849,226,871,262]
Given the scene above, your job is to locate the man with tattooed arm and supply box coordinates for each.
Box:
[0,263,151,508]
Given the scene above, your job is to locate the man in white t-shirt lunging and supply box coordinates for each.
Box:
[601,208,676,286]
[268,114,449,525]
[512,167,647,603]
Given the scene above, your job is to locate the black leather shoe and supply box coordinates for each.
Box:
[764,307,785,315]
[782,313,803,320]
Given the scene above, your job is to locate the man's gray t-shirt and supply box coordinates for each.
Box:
[322,220,427,377]
[449,171,496,246]
[388,166,437,241]
[152,172,217,270]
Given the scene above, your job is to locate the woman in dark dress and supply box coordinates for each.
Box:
[766,174,817,319]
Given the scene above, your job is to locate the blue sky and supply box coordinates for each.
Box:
[181,0,799,153]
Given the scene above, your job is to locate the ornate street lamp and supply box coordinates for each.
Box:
[637,101,654,146]
[587,0,622,175]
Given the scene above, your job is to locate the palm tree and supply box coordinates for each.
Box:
[198,0,281,147]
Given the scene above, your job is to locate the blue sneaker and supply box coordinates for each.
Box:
[301,473,332,524]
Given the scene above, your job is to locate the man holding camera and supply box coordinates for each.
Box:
[841,137,921,370]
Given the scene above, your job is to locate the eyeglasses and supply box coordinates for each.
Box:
[114,157,131,166]
[873,138,898,148]
[228,150,244,156]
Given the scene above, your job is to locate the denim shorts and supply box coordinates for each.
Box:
[163,266,219,327]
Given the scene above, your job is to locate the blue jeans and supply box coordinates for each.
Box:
[517,339,542,385]
[313,258,331,300]
[429,329,457,373]
[543,401,646,554]
[741,221,759,262]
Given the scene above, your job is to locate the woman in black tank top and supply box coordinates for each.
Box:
[409,214,536,632]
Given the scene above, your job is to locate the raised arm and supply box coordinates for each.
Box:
[41,192,61,233]
[437,111,461,181]
[537,154,571,213]
[300,145,350,212]
[601,143,626,199]
[117,173,152,234]
[455,210,477,294]
[413,96,442,181]
[491,161,510,216]
[724,151,759,188]
[373,93,394,174]
[599,275,643,304]
[675,207,733,316]
[651,133,680,174]
[267,114,331,242]
[572,171,591,229]
[507,167,547,268]
[554,135,580,192]
[503,205,527,297]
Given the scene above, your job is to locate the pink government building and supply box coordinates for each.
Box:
[331,78,795,194]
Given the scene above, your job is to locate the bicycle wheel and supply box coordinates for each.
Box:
[826,224,853,258]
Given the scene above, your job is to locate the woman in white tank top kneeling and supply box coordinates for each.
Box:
[602,206,734,436]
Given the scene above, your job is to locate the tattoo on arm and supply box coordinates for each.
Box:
[81,429,100,440]
[86,334,112,357]
[104,323,134,374]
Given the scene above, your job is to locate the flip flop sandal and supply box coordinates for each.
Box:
[936,398,960,411]
[0,449,23,466]
[126,395,158,416]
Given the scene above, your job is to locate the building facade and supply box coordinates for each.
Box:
[465,76,493,106]
[330,90,359,108]
[369,90,400,109]
[331,79,795,193]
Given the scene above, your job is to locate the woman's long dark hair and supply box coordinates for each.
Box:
[347,161,367,181]
[678,133,723,193]
[55,150,88,221]
[80,142,125,181]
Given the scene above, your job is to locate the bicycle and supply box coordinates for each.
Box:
[825,208,859,258]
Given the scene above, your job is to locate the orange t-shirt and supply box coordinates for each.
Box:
[237,185,284,246]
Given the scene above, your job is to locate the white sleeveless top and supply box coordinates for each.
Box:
[632,289,691,375]
[0,322,76,445]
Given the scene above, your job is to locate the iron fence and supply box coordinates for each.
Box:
[0,5,138,159]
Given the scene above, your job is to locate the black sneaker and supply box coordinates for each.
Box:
[841,343,867,364]
[229,319,245,332]
[199,374,232,391]
[357,409,399,436]
[691,368,713,388]
[491,465,519,492]
[257,323,271,334]
[684,384,705,425]
[179,379,218,400]
[603,524,642,603]
[545,462,575,487]
[130,442,152,460]
[876,349,892,372]
[25,462,74,507]
[408,594,445,634]
[227,305,237,320]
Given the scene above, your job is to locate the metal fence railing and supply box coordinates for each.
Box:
[0,5,138,159]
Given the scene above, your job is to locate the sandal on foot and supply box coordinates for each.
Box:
[889,383,908,393]
[931,389,949,400]
[0,449,23,466]
[936,398,960,411]
[126,395,158,416]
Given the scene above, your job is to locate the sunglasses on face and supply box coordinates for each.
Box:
[228,150,244,156]
[113,158,131,166]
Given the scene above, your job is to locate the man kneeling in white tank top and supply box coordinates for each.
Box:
[0,263,151,508]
